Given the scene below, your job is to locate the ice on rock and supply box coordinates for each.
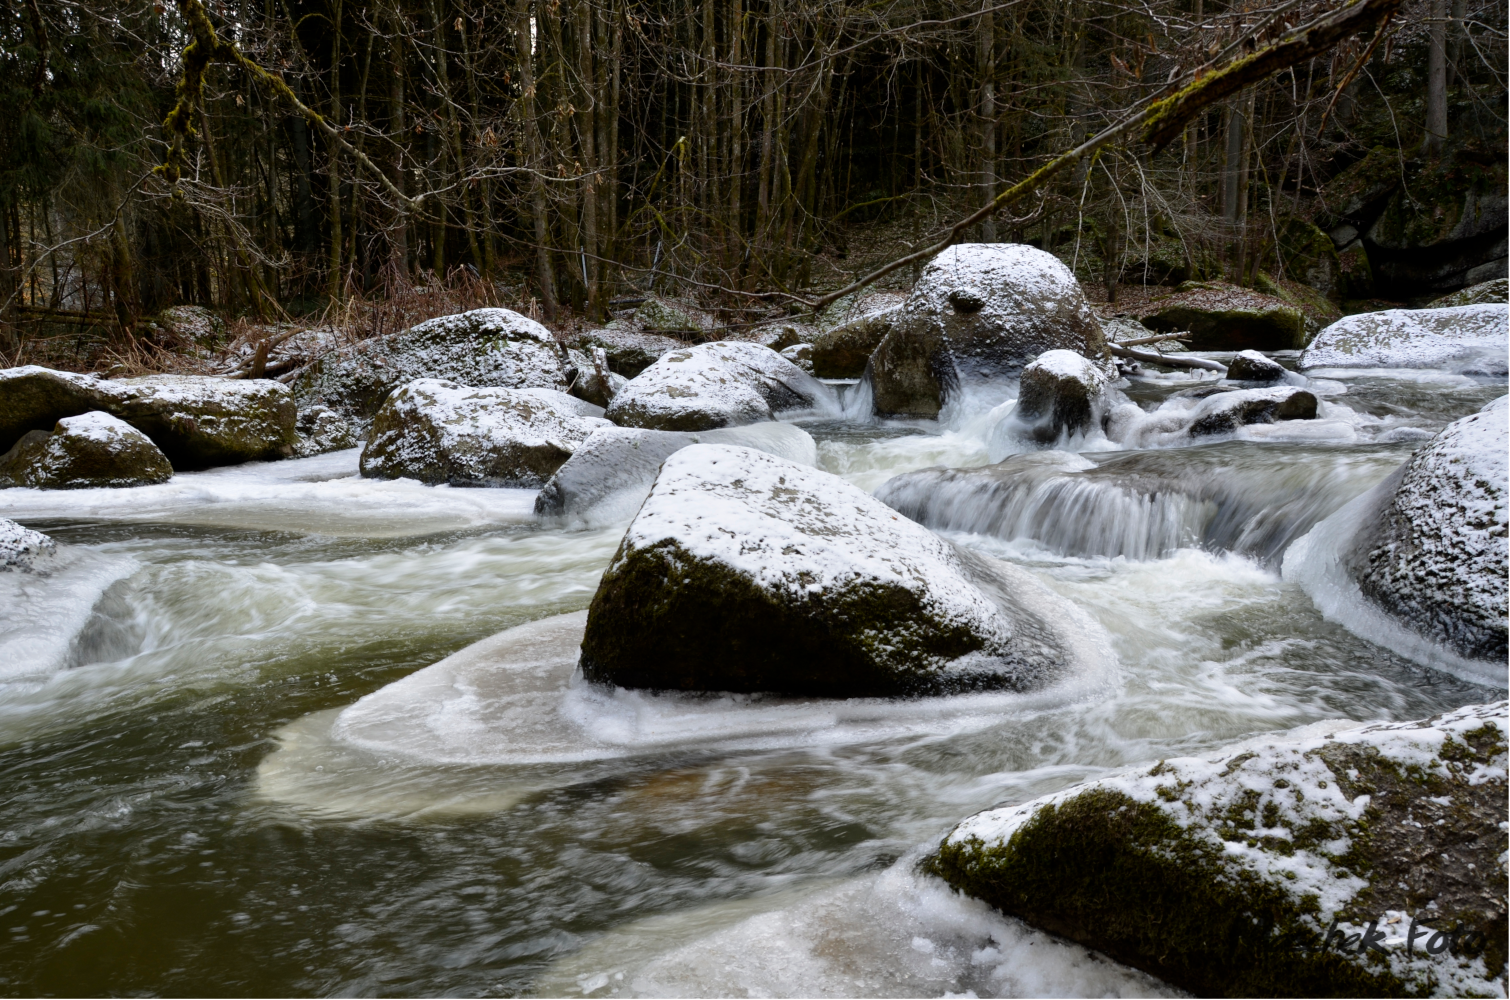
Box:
[534,421,818,524]
[931,701,1509,997]
[1299,304,1509,374]
[359,378,608,488]
[605,340,840,431]
[0,516,55,572]
[580,444,1108,696]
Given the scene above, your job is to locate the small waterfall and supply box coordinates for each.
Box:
[876,443,1410,564]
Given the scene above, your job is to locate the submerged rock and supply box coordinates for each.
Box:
[534,422,817,521]
[869,244,1109,418]
[359,378,607,487]
[1014,351,1109,442]
[928,700,1509,997]
[0,366,296,468]
[605,341,838,431]
[809,308,897,378]
[1224,349,1290,383]
[1138,281,1306,351]
[1299,304,1510,374]
[0,411,173,489]
[0,517,57,572]
[292,308,570,426]
[1347,396,1508,663]
[579,444,1089,696]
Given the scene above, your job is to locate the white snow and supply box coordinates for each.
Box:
[52,410,152,445]
[1300,304,1509,372]
[0,516,56,571]
[1026,349,1106,381]
[606,340,841,429]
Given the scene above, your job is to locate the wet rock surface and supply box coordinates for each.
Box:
[0,517,57,572]
[0,412,174,489]
[292,308,570,426]
[1347,396,1508,662]
[869,244,1109,418]
[1014,351,1109,441]
[359,378,607,487]
[605,341,837,431]
[1224,349,1291,383]
[928,700,1509,997]
[0,366,297,469]
[580,444,1091,697]
[808,308,897,378]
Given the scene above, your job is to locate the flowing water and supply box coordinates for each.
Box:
[0,360,1504,997]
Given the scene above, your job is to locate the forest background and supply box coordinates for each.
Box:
[1,0,1505,369]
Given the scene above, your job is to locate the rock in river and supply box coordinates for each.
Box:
[0,365,297,468]
[359,379,608,487]
[292,308,571,425]
[0,411,173,489]
[0,517,56,572]
[869,244,1109,418]
[927,700,1509,997]
[605,341,838,431]
[579,444,1100,696]
[1013,350,1110,442]
[1299,304,1509,374]
[1137,281,1306,351]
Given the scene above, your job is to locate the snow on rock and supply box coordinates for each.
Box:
[580,444,1097,696]
[0,411,173,489]
[1300,304,1509,374]
[604,341,839,431]
[808,306,900,378]
[0,366,296,469]
[1013,350,1110,442]
[0,517,56,572]
[869,244,1109,417]
[534,422,818,523]
[1349,395,1507,662]
[292,405,356,458]
[1185,386,1318,436]
[929,700,1510,997]
[359,378,608,487]
[1225,349,1294,383]
[292,308,570,427]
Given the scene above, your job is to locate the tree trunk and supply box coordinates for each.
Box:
[978,1,997,242]
[327,0,344,301]
[1423,0,1448,155]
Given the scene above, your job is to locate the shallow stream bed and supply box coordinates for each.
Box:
[0,364,1504,997]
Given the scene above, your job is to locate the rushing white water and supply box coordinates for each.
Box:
[0,357,1502,997]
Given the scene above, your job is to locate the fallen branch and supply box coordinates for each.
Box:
[1114,332,1192,347]
[1110,343,1228,373]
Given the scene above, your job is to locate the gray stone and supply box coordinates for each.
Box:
[1429,277,1509,308]
[1187,387,1317,436]
[808,309,896,377]
[1014,350,1109,441]
[605,341,838,431]
[779,343,815,372]
[1224,350,1290,383]
[0,411,173,489]
[0,517,57,572]
[292,405,357,458]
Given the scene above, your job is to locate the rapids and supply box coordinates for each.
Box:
[0,355,1503,996]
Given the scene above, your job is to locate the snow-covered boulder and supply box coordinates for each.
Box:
[569,346,629,408]
[869,245,1109,418]
[1346,397,1505,662]
[0,517,56,572]
[579,444,1096,696]
[808,308,898,378]
[359,379,607,487]
[0,411,173,489]
[1014,350,1109,442]
[1224,349,1292,383]
[292,405,356,457]
[1299,304,1509,374]
[0,366,296,468]
[779,342,815,372]
[1429,277,1508,308]
[604,341,838,432]
[1186,386,1317,437]
[292,308,571,426]
[927,700,1509,997]
[534,422,818,522]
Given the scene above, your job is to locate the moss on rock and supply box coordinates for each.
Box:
[1138,282,1307,351]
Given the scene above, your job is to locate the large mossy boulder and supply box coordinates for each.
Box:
[1013,350,1109,442]
[1430,277,1509,308]
[928,700,1509,997]
[604,341,838,432]
[1277,219,1345,301]
[579,444,1096,696]
[0,411,173,489]
[292,308,570,427]
[1299,304,1509,373]
[809,308,898,378]
[1137,282,1307,351]
[359,379,607,487]
[0,518,56,572]
[534,422,817,522]
[0,366,296,469]
[1347,396,1507,663]
[869,244,1109,418]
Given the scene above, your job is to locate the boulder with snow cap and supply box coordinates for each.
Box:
[1187,387,1317,436]
[0,517,57,572]
[1224,350,1291,383]
[0,411,173,489]
[868,244,1109,418]
[534,422,817,521]
[1344,396,1508,662]
[605,341,838,432]
[1014,351,1109,442]
[292,308,571,425]
[569,346,629,408]
[1299,304,1509,374]
[292,405,357,457]
[579,444,1094,696]
[808,308,897,377]
[359,378,607,487]
[0,366,296,468]
[927,700,1509,997]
